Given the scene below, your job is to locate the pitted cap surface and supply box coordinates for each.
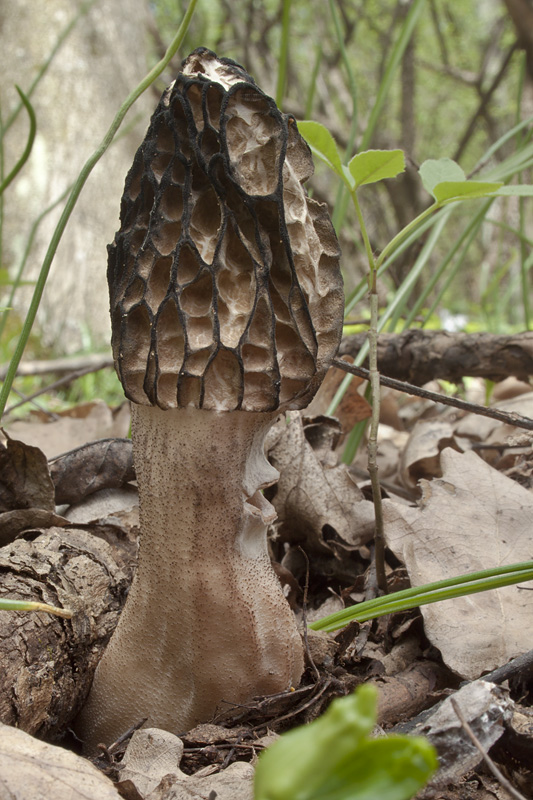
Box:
[108,48,344,411]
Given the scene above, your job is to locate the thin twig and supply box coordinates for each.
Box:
[476,648,533,686]
[367,287,388,594]
[451,698,526,800]
[298,546,320,683]
[0,352,113,379]
[332,358,533,432]
[3,364,113,416]
[251,678,333,731]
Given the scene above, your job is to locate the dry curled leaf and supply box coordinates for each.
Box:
[266,411,375,555]
[399,419,461,488]
[0,722,121,799]
[119,728,254,800]
[384,448,533,679]
[306,357,371,433]
[49,438,134,505]
[0,433,55,513]
[0,508,70,548]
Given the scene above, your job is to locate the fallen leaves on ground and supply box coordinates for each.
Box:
[0,384,532,798]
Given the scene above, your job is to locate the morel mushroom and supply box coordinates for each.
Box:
[77,48,344,751]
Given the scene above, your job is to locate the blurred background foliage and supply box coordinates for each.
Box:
[151,0,532,333]
[1,0,532,416]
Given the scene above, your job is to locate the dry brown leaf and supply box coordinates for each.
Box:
[306,357,371,432]
[454,391,533,445]
[5,400,131,458]
[49,438,134,505]
[119,728,183,797]
[384,448,533,679]
[0,433,55,513]
[0,508,71,547]
[267,411,375,554]
[399,419,461,488]
[119,728,254,800]
[0,722,121,799]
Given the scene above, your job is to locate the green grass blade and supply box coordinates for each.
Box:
[276,0,292,107]
[0,88,36,195]
[360,0,426,151]
[310,561,533,632]
[304,44,323,119]
[0,185,72,342]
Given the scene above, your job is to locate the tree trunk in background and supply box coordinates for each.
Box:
[0,0,152,353]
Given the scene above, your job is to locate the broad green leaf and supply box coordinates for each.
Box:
[254,685,437,800]
[297,120,344,178]
[310,737,438,800]
[348,149,405,188]
[492,184,533,196]
[434,180,503,204]
[419,157,465,196]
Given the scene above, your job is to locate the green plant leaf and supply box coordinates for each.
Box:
[311,737,438,800]
[254,685,437,800]
[419,158,509,203]
[348,149,405,187]
[419,157,465,195]
[434,180,504,203]
[297,120,344,178]
[492,184,533,196]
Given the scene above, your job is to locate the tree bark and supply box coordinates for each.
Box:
[340,330,533,386]
[0,0,151,353]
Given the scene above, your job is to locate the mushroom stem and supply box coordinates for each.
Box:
[77,406,304,750]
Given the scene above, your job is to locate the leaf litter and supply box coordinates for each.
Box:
[0,382,532,799]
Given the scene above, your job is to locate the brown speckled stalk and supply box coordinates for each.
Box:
[77,406,304,749]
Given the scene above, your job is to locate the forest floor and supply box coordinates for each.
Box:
[0,371,532,799]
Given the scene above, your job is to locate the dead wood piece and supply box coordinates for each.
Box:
[491,704,533,795]
[0,527,133,740]
[340,330,533,386]
[480,647,533,690]
[374,661,446,728]
[451,698,528,800]
[393,680,513,790]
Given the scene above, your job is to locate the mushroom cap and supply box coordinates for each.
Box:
[108,48,344,412]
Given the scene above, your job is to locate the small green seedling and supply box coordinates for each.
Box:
[254,683,437,800]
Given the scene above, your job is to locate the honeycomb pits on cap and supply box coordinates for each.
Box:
[108,48,344,413]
